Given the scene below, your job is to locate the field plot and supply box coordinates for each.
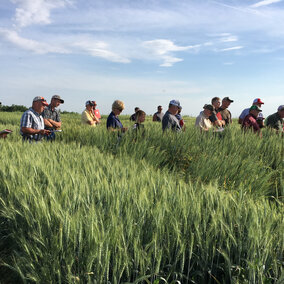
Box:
[0,112,283,283]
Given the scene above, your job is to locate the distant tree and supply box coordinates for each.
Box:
[0,104,28,112]
[61,110,79,115]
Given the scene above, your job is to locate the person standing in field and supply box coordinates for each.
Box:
[42,95,64,140]
[265,105,284,132]
[217,97,234,126]
[238,98,265,128]
[195,104,214,131]
[209,97,225,127]
[175,106,185,129]
[20,96,51,141]
[107,100,128,132]
[153,105,164,122]
[242,105,262,136]
[129,107,140,121]
[82,100,100,127]
[162,100,182,132]
[133,110,146,131]
[91,101,101,123]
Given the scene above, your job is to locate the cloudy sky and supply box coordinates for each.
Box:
[0,0,283,116]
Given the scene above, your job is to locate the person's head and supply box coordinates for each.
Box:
[51,95,64,108]
[134,107,140,113]
[278,105,284,118]
[221,97,234,109]
[92,101,97,110]
[168,100,181,115]
[112,100,125,115]
[85,100,95,111]
[211,97,221,109]
[252,98,264,108]
[157,105,163,113]
[136,110,146,123]
[203,104,214,117]
[249,105,262,118]
[32,96,48,113]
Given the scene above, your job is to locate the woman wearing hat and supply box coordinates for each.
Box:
[82,100,100,127]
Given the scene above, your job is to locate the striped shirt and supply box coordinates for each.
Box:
[20,107,44,140]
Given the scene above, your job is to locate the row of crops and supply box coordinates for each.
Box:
[0,112,283,283]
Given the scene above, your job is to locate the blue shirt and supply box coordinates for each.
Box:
[106,112,123,129]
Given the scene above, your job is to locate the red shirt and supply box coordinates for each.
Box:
[94,109,101,119]
[216,112,222,120]
[242,114,260,132]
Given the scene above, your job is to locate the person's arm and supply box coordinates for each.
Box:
[46,119,62,129]
[21,127,50,135]
[153,113,157,121]
[238,118,243,124]
[93,115,100,124]
[82,111,96,126]
[44,119,54,128]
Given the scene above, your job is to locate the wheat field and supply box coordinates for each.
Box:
[0,112,283,283]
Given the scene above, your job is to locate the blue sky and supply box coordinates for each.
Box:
[0,0,283,116]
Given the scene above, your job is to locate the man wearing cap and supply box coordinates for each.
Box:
[195,104,214,131]
[153,105,164,122]
[42,95,64,132]
[162,100,182,132]
[238,98,264,127]
[20,96,51,141]
[265,105,284,132]
[82,100,100,126]
[217,97,234,126]
[242,105,262,135]
[209,97,225,127]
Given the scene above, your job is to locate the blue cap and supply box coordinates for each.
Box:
[169,99,181,107]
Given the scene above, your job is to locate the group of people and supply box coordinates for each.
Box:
[123,97,283,135]
[2,94,280,142]
[20,95,64,141]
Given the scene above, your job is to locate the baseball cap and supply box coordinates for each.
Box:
[250,105,262,112]
[278,105,284,111]
[223,97,234,103]
[203,104,214,111]
[253,98,264,104]
[52,95,64,104]
[169,99,181,107]
[86,100,95,106]
[33,96,49,106]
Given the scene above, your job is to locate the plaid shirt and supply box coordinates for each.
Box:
[20,107,44,140]
[42,105,61,130]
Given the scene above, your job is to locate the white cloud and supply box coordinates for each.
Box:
[220,46,243,51]
[74,41,131,63]
[0,28,69,54]
[250,0,283,8]
[220,36,238,42]
[160,56,183,67]
[11,0,71,27]
[143,39,200,67]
